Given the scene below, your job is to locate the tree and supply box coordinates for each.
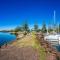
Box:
[48,28,53,33]
[42,22,47,33]
[34,23,39,32]
[48,26,53,33]
[59,24,60,32]
[55,24,60,33]
[15,26,23,32]
[22,22,30,33]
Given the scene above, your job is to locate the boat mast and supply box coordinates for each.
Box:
[53,10,56,33]
[54,10,56,26]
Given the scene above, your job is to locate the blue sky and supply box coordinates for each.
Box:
[0,0,60,30]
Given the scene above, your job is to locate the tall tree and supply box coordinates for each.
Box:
[34,23,39,32]
[59,24,60,32]
[48,25,53,33]
[56,24,60,33]
[42,22,47,33]
[22,21,30,33]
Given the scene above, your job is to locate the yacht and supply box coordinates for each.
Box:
[44,11,60,45]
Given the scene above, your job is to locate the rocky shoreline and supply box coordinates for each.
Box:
[36,32,60,60]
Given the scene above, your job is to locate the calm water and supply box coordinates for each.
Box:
[53,45,60,52]
[0,32,16,46]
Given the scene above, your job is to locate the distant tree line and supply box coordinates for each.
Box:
[14,20,60,34]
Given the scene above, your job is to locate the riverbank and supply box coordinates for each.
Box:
[0,32,47,60]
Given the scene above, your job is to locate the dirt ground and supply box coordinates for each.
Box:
[0,45,39,60]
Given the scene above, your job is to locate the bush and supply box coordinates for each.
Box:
[23,31,27,35]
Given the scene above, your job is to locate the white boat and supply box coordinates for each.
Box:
[44,34,60,45]
[44,10,60,45]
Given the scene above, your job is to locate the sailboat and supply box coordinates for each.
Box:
[44,10,60,45]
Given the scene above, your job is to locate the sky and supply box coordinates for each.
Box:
[0,0,60,30]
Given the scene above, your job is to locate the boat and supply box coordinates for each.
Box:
[44,34,60,45]
[44,10,60,45]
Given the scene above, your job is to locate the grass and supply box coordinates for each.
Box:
[12,31,46,60]
[31,32,46,60]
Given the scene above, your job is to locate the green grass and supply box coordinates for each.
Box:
[31,32,46,60]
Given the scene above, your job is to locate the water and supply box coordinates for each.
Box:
[0,32,16,46]
[53,45,60,52]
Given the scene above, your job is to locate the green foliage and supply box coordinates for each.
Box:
[14,20,30,35]
[59,24,60,32]
[34,23,39,32]
[48,27,53,33]
[42,22,47,33]
[55,24,60,33]
[15,26,23,32]
[22,22,30,33]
